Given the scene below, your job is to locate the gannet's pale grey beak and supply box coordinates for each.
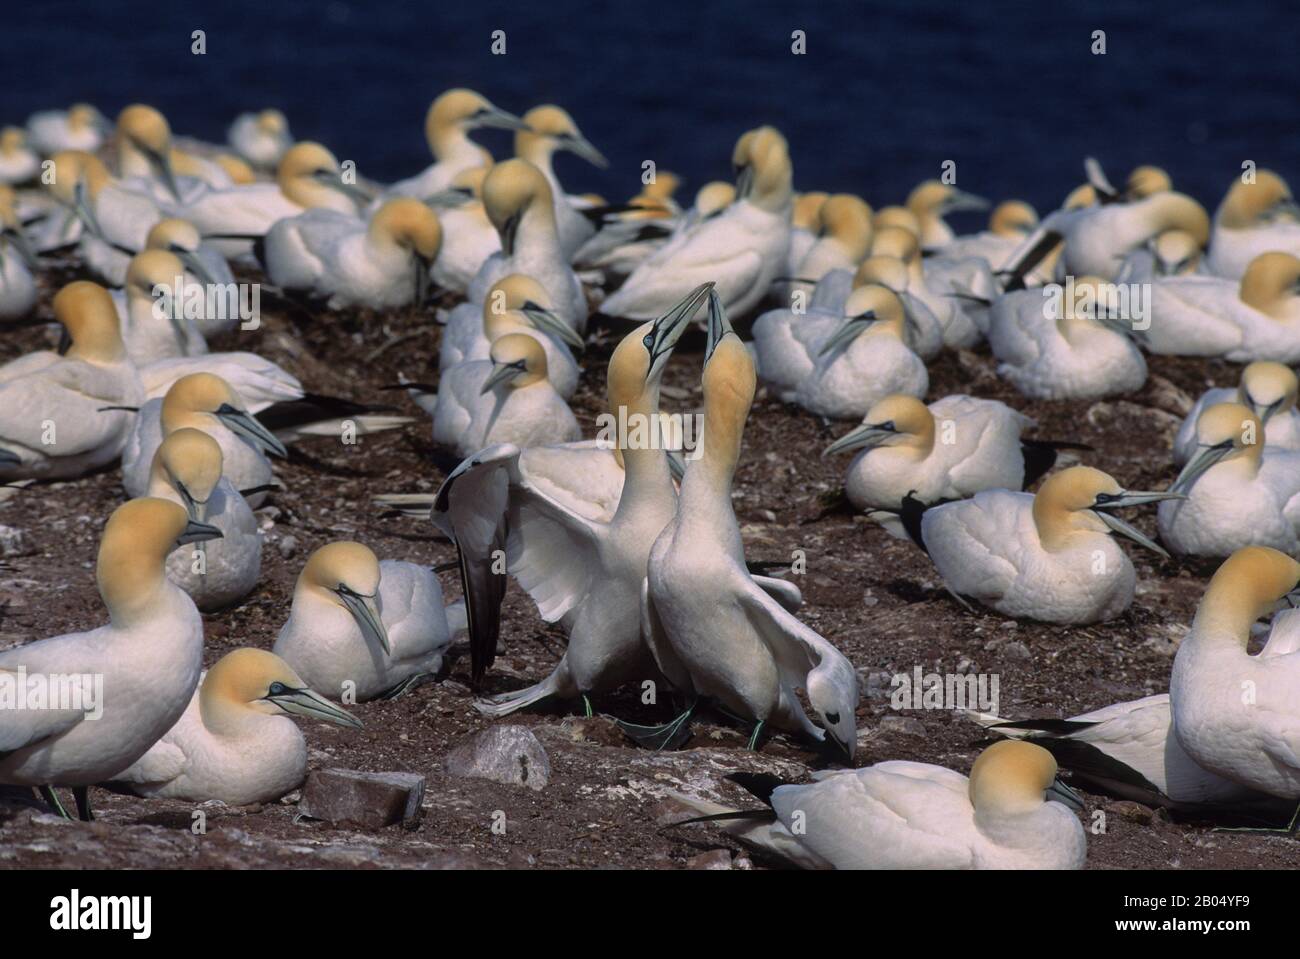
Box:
[314,170,371,206]
[175,482,209,523]
[522,302,585,351]
[267,684,363,728]
[704,286,734,362]
[480,360,526,395]
[1046,777,1085,812]
[666,451,686,483]
[4,227,38,270]
[823,422,897,458]
[336,584,390,655]
[734,164,754,200]
[944,190,990,214]
[818,314,875,358]
[565,133,608,170]
[1249,396,1284,426]
[216,403,289,458]
[1092,490,1182,558]
[175,248,216,289]
[650,281,713,373]
[150,148,182,203]
[472,105,530,133]
[71,179,103,238]
[423,186,474,209]
[176,518,223,546]
[1170,441,1235,495]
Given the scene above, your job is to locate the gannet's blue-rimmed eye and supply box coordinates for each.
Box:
[268,681,289,696]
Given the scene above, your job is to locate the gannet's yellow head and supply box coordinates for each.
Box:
[869,224,920,263]
[424,89,524,153]
[906,180,989,224]
[873,205,920,238]
[276,142,362,210]
[479,274,581,351]
[853,255,909,292]
[1126,165,1172,199]
[732,126,792,213]
[116,104,172,157]
[46,150,109,203]
[1140,193,1210,247]
[820,194,874,260]
[201,647,362,729]
[148,427,223,521]
[989,200,1038,236]
[636,171,680,204]
[1217,170,1294,229]
[52,280,124,363]
[278,141,339,184]
[0,185,16,228]
[67,103,102,132]
[256,109,288,135]
[369,198,442,260]
[607,282,712,416]
[841,282,908,338]
[145,218,201,253]
[158,373,290,461]
[517,105,607,168]
[482,159,555,254]
[212,152,256,184]
[1032,465,1178,554]
[1238,361,1298,423]
[126,248,185,301]
[296,541,389,655]
[1239,252,1300,316]
[825,394,934,458]
[694,181,735,218]
[1171,402,1265,496]
[969,741,1079,817]
[0,127,26,155]
[1150,229,1202,275]
[792,191,829,231]
[1063,183,1097,210]
[482,333,549,392]
[1197,546,1300,638]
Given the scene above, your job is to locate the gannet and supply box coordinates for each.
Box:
[751,270,867,390]
[905,179,990,252]
[851,252,943,358]
[428,166,500,294]
[0,281,143,480]
[26,103,106,155]
[110,647,359,806]
[792,284,928,420]
[466,159,587,333]
[1206,171,1300,280]
[988,276,1147,400]
[1059,192,1210,280]
[273,541,455,701]
[227,109,292,169]
[912,466,1180,623]
[1171,546,1300,817]
[439,274,584,399]
[514,105,608,259]
[784,191,828,276]
[939,199,1039,266]
[386,89,528,199]
[1158,403,1300,558]
[431,284,711,713]
[637,291,858,756]
[115,104,231,198]
[0,187,36,321]
[115,249,208,365]
[122,372,287,506]
[670,740,1085,869]
[0,127,38,184]
[432,333,581,458]
[142,218,236,336]
[600,126,792,321]
[1174,362,1300,464]
[264,197,442,309]
[0,498,220,820]
[782,193,872,306]
[143,427,261,611]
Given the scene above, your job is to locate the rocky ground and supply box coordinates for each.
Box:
[2,263,1298,870]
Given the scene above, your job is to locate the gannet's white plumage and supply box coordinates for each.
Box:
[1157,403,1300,558]
[142,427,261,611]
[852,230,948,355]
[227,109,292,169]
[672,740,1085,869]
[272,541,456,702]
[265,197,441,309]
[1206,171,1300,280]
[428,166,500,294]
[0,185,36,321]
[514,105,608,259]
[115,249,208,365]
[111,648,360,805]
[1174,362,1300,464]
[0,499,220,799]
[600,126,792,321]
[0,281,143,479]
[917,466,1180,623]
[576,179,732,278]
[26,103,106,155]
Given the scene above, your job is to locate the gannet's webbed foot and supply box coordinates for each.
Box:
[617,701,696,751]
[39,785,71,819]
[73,785,93,822]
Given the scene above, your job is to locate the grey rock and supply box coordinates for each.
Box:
[445,725,550,791]
[878,714,926,737]
[1001,640,1032,662]
[278,535,298,559]
[686,849,734,870]
[298,768,425,827]
[0,525,28,557]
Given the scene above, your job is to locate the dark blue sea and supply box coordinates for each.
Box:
[5,0,1297,220]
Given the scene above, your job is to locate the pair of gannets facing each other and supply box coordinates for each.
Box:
[824,394,1085,524]
[599,126,793,322]
[0,282,143,479]
[386,89,528,200]
[227,109,293,169]
[438,274,584,399]
[1139,252,1300,363]
[987,276,1147,400]
[1205,170,1300,280]
[0,498,221,820]
[272,541,460,701]
[908,466,1181,624]
[26,103,107,156]
[140,427,261,611]
[1174,362,1300,464]
[466,159,587,334]
[514,105,608,259]
[637,291,858,757]
[264,197,442,309]
[670,740,1085,869]
[1157,403,1300,558]
[780,193,872,306]
[430,284,714,715]
[110,647,358,806]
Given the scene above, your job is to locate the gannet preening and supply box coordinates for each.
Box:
[634,291,858,757]
[0,281,143,480]
[142,218,236,335]
[227,109,292,169]
[0,186,36,321]
[1206,170,1300,280]
[1174,362,1300,464]
[793,284,928,420]
[825,394,1083,525]
[432,332,581,458]
[670,740,1085,869]
[1058,192,1210,280]
[781,193,872,305]
[600,126,792,322]
[429,166,500,294]
[1171,546,1300,818]
[0,498,220,820]
[116,249,208,365]
[431,283,712,714]
[439,274,584,399]
[0,127,38,184]
[987,275,1147,400]
[114,105,215,202]
[122,372,286,506]
[26,103,106,155]
[110,648,359,806]
[911,466,1180,623]
[1157,403,1300,558]
[264,197,442,309]
[143,427,261,611]
[273,541,456,701]
[387,89,528,200]
[906,179,990,252]
[466,159,587,333]
[784,191,828,276]
[514,105,608,259]
[939,199,1039,266]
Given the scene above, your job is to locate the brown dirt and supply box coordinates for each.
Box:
[2,264,1298,870]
